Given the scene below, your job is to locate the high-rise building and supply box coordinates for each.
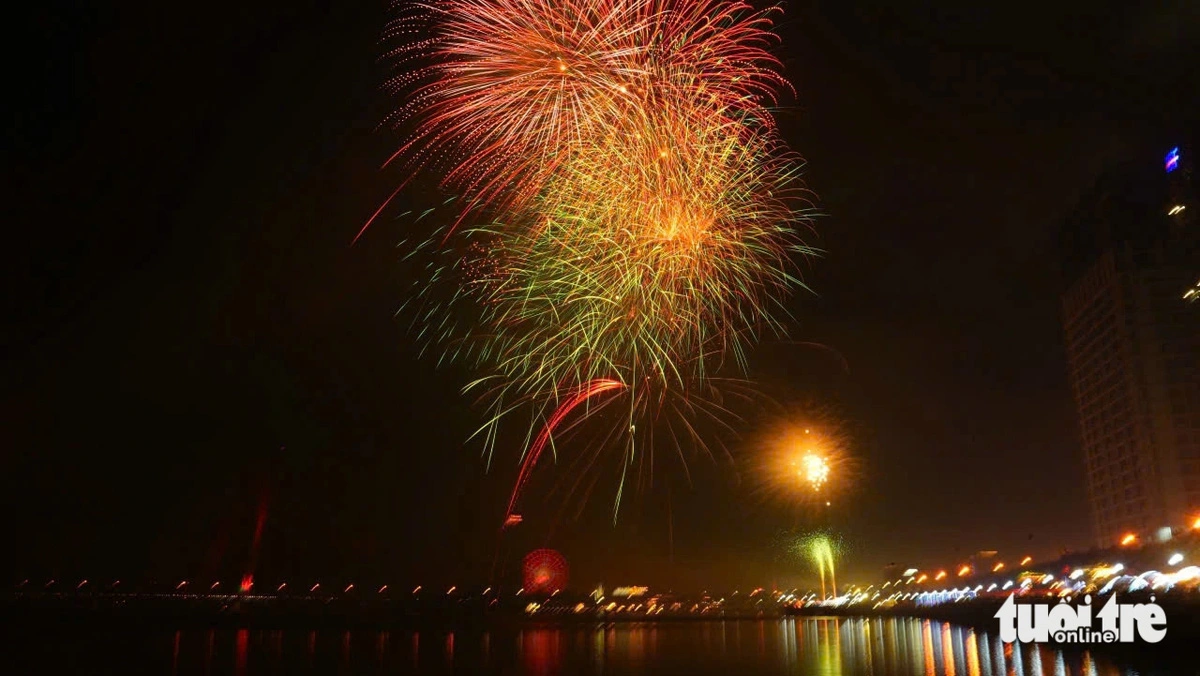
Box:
[1059,145,1199,547]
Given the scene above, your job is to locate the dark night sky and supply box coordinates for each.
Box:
[5,1,1198,590]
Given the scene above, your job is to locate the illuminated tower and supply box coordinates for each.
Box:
[1059,145,1200,546]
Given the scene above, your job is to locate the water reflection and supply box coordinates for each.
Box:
[233,629,248,676]
[203,629,215,673]
[376,630,388,663]
[520,627,563,676]
[410,631,419,670]
[32,617,1148,675]
[965,629,980,676]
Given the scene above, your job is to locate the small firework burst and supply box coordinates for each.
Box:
[791,530,844,599]
[750,404,858,512]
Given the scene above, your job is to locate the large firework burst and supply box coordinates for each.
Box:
[379,0,790,219]
[387,0,818,522]
[471,104,812,398]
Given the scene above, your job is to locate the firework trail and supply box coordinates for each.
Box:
[386,0,818,521]
[505,378,626,519]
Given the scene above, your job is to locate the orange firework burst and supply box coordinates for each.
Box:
[380,0,790,220]
[750,404,859,513]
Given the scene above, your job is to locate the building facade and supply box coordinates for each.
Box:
[1060,145,1199,547]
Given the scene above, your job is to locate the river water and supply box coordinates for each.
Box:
[14,617,1159,675]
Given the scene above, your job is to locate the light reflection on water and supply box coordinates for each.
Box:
[30,617,1137,675]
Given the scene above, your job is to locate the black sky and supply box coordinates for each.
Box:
[5,1,1198,590]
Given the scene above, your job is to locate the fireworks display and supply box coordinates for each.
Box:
[381,0,791,218]
[794,531,842,599]
[751,406,857,512]
[799,453,830,491]
[387,0,817,522]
